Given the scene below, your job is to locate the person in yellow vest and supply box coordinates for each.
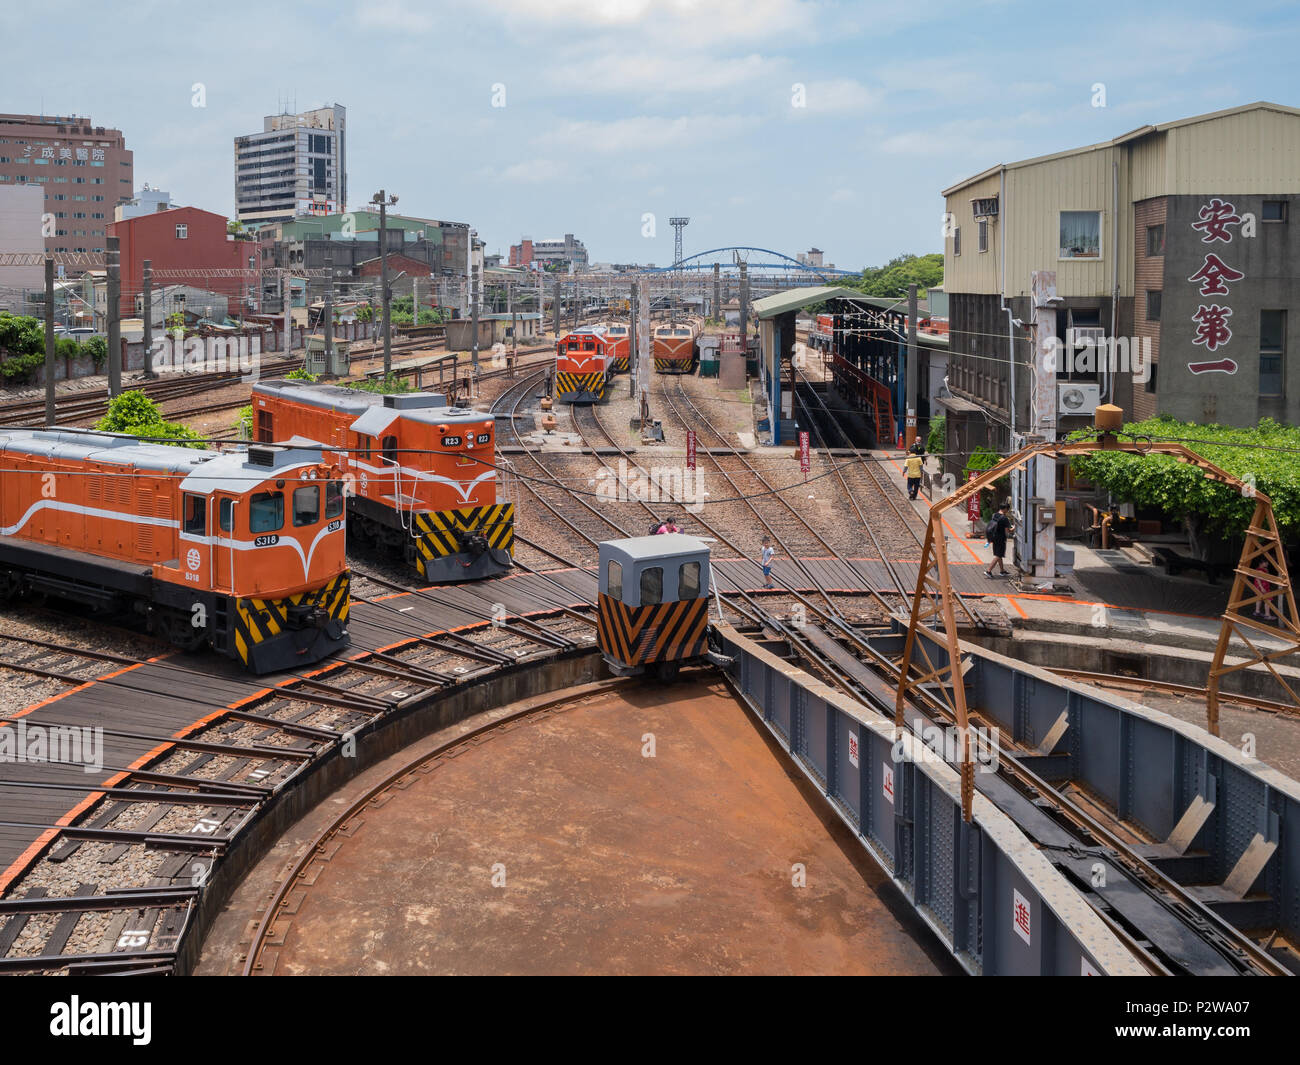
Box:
[904,451,924,500]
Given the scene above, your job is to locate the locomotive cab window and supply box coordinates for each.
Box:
[182,494,206,536]
[325,480,345,519]
[355,432,370,459]
[679,561,701,599]
[640,566,663,605]
[249,491,284,533]
[607,560,622,601]
[381,435,398,464]
[293,485,320,526]
[582,341,595,351]
[218,498,233,533]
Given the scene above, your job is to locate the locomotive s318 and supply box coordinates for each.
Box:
[0,429,351,674]
[251,380,513,582]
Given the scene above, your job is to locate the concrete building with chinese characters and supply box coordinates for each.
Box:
[0,113,133,254]
[234,105,346,227]
[939,101,1300,484]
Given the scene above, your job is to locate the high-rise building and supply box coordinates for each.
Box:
[234,105,346,227]
[0,113,133,254]
[509,233,587,269]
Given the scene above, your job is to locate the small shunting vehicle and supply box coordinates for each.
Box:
[596,534,714,681]
[555,326,615,403]
[652,322,699,374]
[252,380,514,582]
[808,313,834,353]
[0,429,351,673]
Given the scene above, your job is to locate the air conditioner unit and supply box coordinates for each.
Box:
[1058,382,1100,416]
[971,196,999,219]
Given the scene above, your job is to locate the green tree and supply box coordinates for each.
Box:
[0,312,48,381]
[840,253,945,299]
[96,390,205,448]
[346,373,412,395]
[1068,415,1300,541]
[82,335,108,368]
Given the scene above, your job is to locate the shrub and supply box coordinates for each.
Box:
[95,390,206,449]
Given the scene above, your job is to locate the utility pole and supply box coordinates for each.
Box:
[1029,270,1059,587]
[470,261,480,376]
[508,281,517,374]
[283,274,292,361]
[552,277,560,338]
[738,260,748,350]
[142,260,154,378]
[106,236,121,398]
[371,189,398,375]
[713,262,720,321]
[44,256,55,426]
[323,255,334,361]
[571,278,578,331]
[629,280,638,396]
[636,277,651,417]
[905,282,919,450]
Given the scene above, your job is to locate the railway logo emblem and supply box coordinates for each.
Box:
[186,547,201,571]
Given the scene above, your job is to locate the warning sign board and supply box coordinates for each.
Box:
[847,730,859,768]
[1013,888,1032,946]
[798,431,810,476]
[686,430,696,471]
[882,763,894,804]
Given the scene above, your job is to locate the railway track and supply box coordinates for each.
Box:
[0,591,596,974]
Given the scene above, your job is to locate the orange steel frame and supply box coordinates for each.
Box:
[895,436,1300,821]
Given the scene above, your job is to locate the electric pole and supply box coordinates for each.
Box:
[471,260,480,376]
[106,236,121,398]
[44,256,54,425]
[906,283,918,449]
[371,189,398,375]
[324,255,334,361]
[142,260,154,378]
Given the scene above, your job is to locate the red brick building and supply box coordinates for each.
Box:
[107,206,258,319]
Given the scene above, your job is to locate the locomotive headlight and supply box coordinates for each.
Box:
[276,479,285,489]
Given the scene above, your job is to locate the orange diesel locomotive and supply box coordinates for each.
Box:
[555,326,615,403]
[0,429,351,673]
[603,322,630,372]
[251,380,513,582]
[652,322,698,374]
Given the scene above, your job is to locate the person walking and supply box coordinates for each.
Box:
[985,504,1014,578]
[904,451,924,500]
[760,536,776,589]
[655,516,682,535]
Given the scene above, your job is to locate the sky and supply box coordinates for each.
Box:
[7,0,1299,270]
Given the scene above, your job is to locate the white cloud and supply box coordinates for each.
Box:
[546,51,778,95]
[796,78,880,114]
[356,0,436,32]
[546,114,760,154]
[479,0,814,40]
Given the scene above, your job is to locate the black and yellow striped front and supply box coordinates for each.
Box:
[653,357,694,374]
[411,503,514,583]
[612,356,630,372]
[231,571,351,674]
[556,370,607,403]
[596,591,709,668]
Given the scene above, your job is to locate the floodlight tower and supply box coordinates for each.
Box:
[669,217,690,270]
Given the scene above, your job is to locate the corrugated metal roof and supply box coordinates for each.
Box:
[751,286,862,319]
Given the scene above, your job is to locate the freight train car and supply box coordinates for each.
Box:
[652,323,698,374]
[555,326,614,403]
[596,534,712,681]
[0,429,350,673]
[603,322,631,372]
[251,380,513,582]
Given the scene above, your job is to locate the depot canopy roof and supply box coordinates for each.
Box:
[752,286,928,320]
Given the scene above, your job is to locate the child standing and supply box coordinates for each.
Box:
[760,536,775,589]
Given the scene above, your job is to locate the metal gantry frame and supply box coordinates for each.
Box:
[895,432,1300,821]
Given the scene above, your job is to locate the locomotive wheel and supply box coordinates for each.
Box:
[148,607,207,652]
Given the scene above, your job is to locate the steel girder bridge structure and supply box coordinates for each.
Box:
[896,415,1300,823]
[646,246,858,281]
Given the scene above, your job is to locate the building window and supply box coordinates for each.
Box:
[1260,310,1286,398]
[977,220,988,253]
[1262,200,1288,223]
[175,223,187,239]
[1060,211,1102,259]
[953,226,961,257]
[1145,290,1161,322]
[1145,361,1158,394]
[1146,224,1165,257]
